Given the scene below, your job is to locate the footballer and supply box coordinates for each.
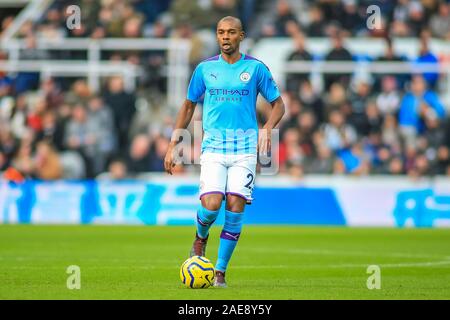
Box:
[164,16,285,287]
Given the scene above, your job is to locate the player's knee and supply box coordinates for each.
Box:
[225,195,246,213]
[226,205,244,213]
[201,196,223,211]
[204,201,222,211]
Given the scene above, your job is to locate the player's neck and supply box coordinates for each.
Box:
[221,51,242,64]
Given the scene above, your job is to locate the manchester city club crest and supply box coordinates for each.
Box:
[239,72,251,82]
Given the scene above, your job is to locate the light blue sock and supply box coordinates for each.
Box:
[196,206,220,239]
[216,210,244,272]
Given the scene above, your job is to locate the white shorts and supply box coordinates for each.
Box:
[199,153,257,204]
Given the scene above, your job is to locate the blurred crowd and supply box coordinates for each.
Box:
[280,23,450,178]
[262,0,450,39]
[3,0,450,40]
[0,0,450,180]
[0,75,176,181]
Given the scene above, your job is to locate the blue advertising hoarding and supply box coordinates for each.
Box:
[1,178,449,227]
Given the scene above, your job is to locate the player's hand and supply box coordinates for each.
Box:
[164,142,177,175]
[419,103,429,116]
[258,127,271,156]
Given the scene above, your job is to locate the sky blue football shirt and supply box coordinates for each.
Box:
[186,53,280,155]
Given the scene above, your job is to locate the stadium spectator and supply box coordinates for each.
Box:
[408,152,431,177]
[321,109,357,152]
[280,97,303,137]
[94,4,115,38]
[306,5,326,37]
[348,78,374,135]
[297,110,317,157]
[436,144,450,175]
[16,19,34,38]
[27,96,48,134]
[65,79,92,106]
[408,1,427,37]
[0,128,17,171]
[340,0,364,36]
[298,80,325,124]
[316,0,344,23]
[133,0,172,25]
[209,0,239,30]
[285,30,312,93]
[429,2,450,40]
[171,22,211,68]
[398,75,446,145]
[55,102,72,144]
[40,78,65,110]
[123,15,144,38]
[0,15,14,37]
[149,135,170,172]
[37,7,66,40]
[376,76,401,116]
[15,34,49,94]
[279,127,303,174]
[363,130,393,174]
[34,140,63,180]
[381,114,402,149]
[0,150,6,171]
[324,82,347,113]
[273,0,301,37]
[239,0,257,32]
[103,76,136,154]
[0,71,14,122]
[416,33,439,89]
[87,96,116,174]
[9,94,29,139]
[363,101,383,135]
[170,0,210,30]
[127,134,151,173]
[64,103,98,177]
[59,150,86,179]
[79,0,102,35]
[334,143,370,176]
[286,159,304,179]
[303,144,335,174]
[324,29,353,91]
[375,38,408,90]
[391,0,413,37]
[35,110,65,151]
[388,156,405,175]
[11,137,34,179]
[97,157,130,180]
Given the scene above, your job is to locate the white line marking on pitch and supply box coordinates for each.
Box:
[231,262,450,269]
[329,260,450,268]
[248,248,447,259]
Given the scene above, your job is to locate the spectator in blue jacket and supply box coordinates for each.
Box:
[398,75,445,145]
[416,34,439,89]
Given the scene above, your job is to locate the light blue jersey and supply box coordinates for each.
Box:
[187,53,280,155]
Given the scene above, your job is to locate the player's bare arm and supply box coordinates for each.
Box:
[259,96,285,155]
[164,99,196,175]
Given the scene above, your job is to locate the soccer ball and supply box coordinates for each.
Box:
[180,256,215,289]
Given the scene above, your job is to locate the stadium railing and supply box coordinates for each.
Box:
[2,35,450,108]
[0,59,139,91]
[0,0,52,42]
[251,37,450,106]
[0,37,191,107]
[282,60,450,106]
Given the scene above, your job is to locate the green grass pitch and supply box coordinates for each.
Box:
[0,225,449,299]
